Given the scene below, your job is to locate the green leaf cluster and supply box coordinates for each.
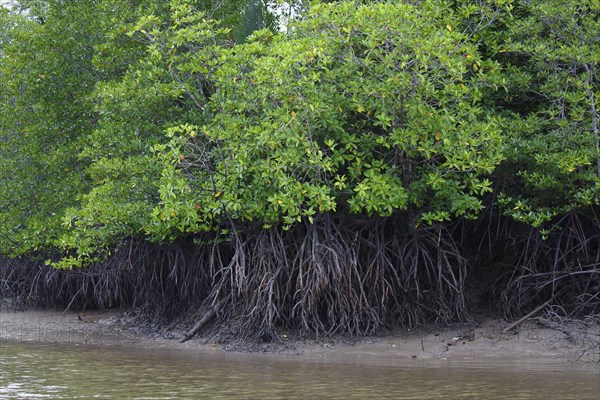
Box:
[150,0,505,240]
[0,0,275,263]
[486,0,600,227]
[1,0,598,265]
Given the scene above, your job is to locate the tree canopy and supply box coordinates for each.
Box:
[0,0,598,337]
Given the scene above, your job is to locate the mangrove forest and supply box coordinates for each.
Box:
[0,0,599,342]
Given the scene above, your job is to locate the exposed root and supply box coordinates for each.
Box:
[2,210,597,347]
[1,215,470,341]
[198,216,468,340]
[538,310,600,364]
[468,210,600,320]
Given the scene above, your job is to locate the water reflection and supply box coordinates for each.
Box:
[0,341,598,399]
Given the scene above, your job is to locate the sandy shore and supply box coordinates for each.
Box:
[1,308,598,367]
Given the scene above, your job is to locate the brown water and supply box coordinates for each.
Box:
[0,341,598,399]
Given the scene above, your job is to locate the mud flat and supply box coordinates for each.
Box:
[1,308,598,368]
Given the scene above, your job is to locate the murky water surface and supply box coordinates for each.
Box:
[0,340,598,399]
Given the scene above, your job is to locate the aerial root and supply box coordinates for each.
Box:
[2,211,597,343]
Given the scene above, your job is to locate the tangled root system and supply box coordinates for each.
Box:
[2,210,598,342]
[473,210,600,320]
[206,216,467,339]
[1,215,468,339]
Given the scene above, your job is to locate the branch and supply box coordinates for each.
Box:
[179,294,231,343]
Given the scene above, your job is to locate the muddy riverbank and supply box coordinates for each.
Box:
[1,308,598,368]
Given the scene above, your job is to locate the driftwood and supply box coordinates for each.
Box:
[502,298,552,334]
[179,294,231,343]
[502,286,570,334]
[502,297,554,333]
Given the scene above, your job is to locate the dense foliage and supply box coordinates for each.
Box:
[1,0,598,338]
